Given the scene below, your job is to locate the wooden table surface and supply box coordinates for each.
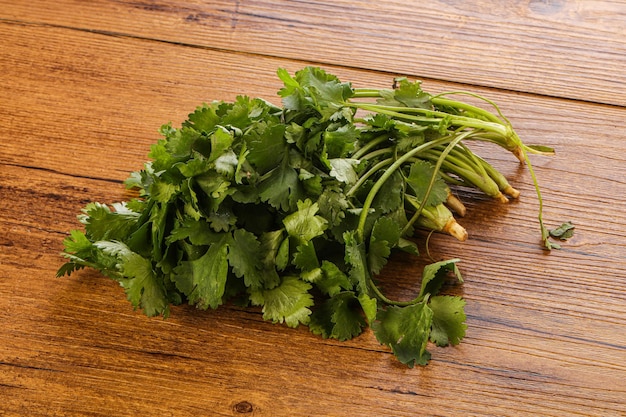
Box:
[1,1,625,416]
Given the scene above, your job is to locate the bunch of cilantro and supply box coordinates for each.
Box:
[58,66,569,367]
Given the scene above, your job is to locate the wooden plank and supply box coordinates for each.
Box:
[1,0,625,106]
[1,166,625,417]
[1,20,626,417]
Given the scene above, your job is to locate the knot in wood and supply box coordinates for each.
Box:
[233,401,254,414]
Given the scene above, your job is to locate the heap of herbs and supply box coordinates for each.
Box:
[58,67,570,367]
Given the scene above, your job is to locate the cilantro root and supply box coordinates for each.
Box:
[58,66,571,367]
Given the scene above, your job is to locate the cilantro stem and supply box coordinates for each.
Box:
[355,135,461,240]
[368,279,422,307]
[431,93,505,125]
[417,150,505,201]
[401,132,474,236]
[351,133,390,160]
[348,102,510,138]
[516,144,552,249]
[346,157,393,198]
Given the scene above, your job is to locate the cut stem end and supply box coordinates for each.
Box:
[444,219,468,242]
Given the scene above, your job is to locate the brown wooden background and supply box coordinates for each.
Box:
[1,1,625,416]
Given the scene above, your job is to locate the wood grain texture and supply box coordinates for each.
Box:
[1,0,625,106]
[1,3,626,416]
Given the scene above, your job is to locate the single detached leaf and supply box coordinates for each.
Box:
[549,221,575,240]
[429,295,467,347]
[372,303,433,368]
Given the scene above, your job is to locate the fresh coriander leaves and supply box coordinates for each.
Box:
[59,66,568,367]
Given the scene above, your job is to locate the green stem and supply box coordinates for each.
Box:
[351,133,390,160]
[517,146,551,249]
[355,136,455,239]
[401,131,474,235]
[351,88,384,98]
[346,157,394,198]
[431,94,505,124]
[348,102,510,137]
[368,280,426,307]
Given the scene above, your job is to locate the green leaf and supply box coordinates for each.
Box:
[149,202,170,263]
[166,218,221,246]
[244,120,287,174]
[171,236,230,310]
[185,102,221,133]
[120,252,170,317]
[316,260,353,296]
[165,126,201,159]
[309,291,366,341]
[293,240,320,272]
[368,217,402,275]
[372,303,433,368]
[358,292,377,324]
[328,158,360,185]
[276,237,290,272]
[195,172,233,212]
[377,78,432,109]
[282,199,328,242]
[419,258,462,299]
[175,153,210,178]
[549,221,575,240]
[150,179,179,203]
[214,150,239,179]
[405,159,448,207]
[429,295,467,347]
[316,186,349,228]
[277,67,307,112]
[228,229,264,289]
[299,169,323,196]
[258,160,304,212]
[79,202,140,241]
[278,67,353,122]
[208,126,234,163]
[94,241,169,317]
[250,276,314,327]
[57,230,96,277]
[61,229,93,254]
[343,230,369,294]
[371,170,404,214]
[207,205,236,232]
[324,124,358,158]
